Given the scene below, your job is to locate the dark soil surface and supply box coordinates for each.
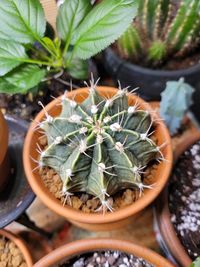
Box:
[0,73,84,121]
[169,140,200,260]
[114,43,200,71]
[59,250,155,267]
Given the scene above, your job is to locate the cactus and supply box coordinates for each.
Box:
[117,0,200,66]
[36,78,164,212]
[160,78,195,135]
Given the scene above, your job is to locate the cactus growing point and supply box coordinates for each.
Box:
[36,78,165,212]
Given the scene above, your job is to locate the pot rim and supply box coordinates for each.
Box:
[0,110,8,164]
[34,238,175,267]
[106,48,200,77]
[0,229,33,267]
[155,131,200,267]
[23,86,173,224]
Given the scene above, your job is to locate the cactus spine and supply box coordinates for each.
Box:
[36,78,164,212]
[118,0,200,66]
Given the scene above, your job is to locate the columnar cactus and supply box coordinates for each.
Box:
[37,79,164,212]
[118,0,200,66]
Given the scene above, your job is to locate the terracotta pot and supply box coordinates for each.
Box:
[0,229,33,267]
[155,131,200,267]
[34,238,175,267]
[23,86,173,231]
[0,110,9,191]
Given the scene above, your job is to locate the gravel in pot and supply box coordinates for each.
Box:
[60,250,155,267]
[169,140,200,260]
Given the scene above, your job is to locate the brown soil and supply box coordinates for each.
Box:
[37,136,158,213]
[0,236,27,267]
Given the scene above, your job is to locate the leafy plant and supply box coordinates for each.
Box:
[0,0,138,94]
[191,257,200,267]
[117,0,200,66]
[160,78,194,135]
[36,78,164,213]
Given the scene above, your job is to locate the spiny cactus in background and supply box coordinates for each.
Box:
[118,0,200,66]
[36,78,164,213]
[160,78,194,135]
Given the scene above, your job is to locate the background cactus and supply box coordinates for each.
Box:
[117,0,200,66]
[37,79,164,212]
[160,78,195,135]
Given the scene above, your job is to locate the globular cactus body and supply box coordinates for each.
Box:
[38,80,162,211]
[118,0,200,66]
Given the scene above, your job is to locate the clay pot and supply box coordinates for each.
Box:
[0,110,9,191]
[155,131,200,267]
[34,239,175,267]
[0,229,33,267]
[23,86,173,231]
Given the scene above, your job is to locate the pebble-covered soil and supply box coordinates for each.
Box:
[59,250,155,267]
[169,140,200,260]
[0,237,27,267]
[38,135,157,213]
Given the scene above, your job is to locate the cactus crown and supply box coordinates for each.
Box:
[160,78,195,135]
[117,0,200,66]
[37,78,164,212]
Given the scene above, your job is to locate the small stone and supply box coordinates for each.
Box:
[72,197,83,210]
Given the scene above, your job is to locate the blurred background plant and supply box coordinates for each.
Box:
[160,77,195,135]
[0,0,138,95]
[117,0,200,67]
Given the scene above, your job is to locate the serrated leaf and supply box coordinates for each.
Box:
[57,0,92,43]
[0,79,22,94]
[0,0,46,43]
[42,37,61,57]
[0,64,46,94]
[67,58,89,79]
[0,39,28,76]
[72,0,138,59]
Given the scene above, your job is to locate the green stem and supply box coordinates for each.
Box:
[18,58,59,67]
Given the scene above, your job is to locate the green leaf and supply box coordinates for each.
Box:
[57,0,92,42]
[72,0,138,60]
[67,58,89,79]
[0,0,46,43]
[0,64,46,94]
[0,39,28,76]
[191,257,200,267]
[42,37,61,57]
